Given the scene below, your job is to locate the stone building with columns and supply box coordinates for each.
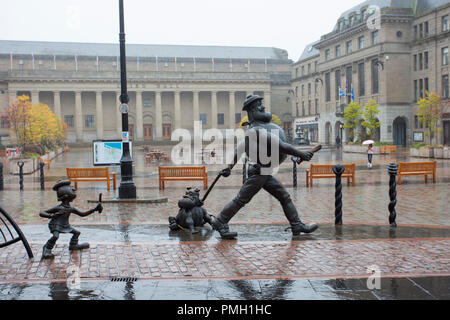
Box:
[0,40,292,144]
[292,0,450,147]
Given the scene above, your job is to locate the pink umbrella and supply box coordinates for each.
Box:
[363,140,375,145]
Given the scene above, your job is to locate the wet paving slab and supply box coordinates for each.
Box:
[0,276,448,300]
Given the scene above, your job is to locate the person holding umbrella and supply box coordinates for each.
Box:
[363,140,375,169]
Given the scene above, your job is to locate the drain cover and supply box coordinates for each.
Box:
[110,277,138,282]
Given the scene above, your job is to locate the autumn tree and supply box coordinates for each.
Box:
[417,92,445,145]
[361,99,381,140]
[7,95,67,152]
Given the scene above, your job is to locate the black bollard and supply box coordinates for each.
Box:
[242,157,248,184]
[332,164,345,225]
[291,156,298,188]
[17,161,24,191]
[39,161,45,190]
[0,162,3,191]
[388,163,398,228]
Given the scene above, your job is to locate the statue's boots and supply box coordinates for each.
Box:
[42,246,55,259]
[290,222,319,236]
[69,240,90,251]
[283,200,319,236]
[211,217,237,239]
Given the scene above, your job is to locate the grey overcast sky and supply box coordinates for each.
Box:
[0,0,364,61]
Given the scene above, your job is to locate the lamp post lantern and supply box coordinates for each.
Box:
[118,0,136,199]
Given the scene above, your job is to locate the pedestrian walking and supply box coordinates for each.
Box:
[367,143,374,169]
[336,135,341,149]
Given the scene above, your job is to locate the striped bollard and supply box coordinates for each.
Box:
[332,164,345,225]
[388,163,398,228]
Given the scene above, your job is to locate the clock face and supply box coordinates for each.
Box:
[119,103,129,114]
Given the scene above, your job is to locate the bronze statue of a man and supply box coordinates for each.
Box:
[39,180,103,259]
[212,95,318,239]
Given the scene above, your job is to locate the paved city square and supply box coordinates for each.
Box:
[0,147,449,300]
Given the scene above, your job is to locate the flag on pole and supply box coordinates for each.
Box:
[32,53,35,70]
[10,53,13,70]
[75,55,78,71]
[53,55,57,70]
[351,84,355,101]
[247,59,251,72]
[212,58,215,72]
[339,87,346,97]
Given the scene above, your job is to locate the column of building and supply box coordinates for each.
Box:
[155,90,162,140]
[74,91,83,142]
[229,91,235,128]
[96,91,103,140]
[135,90,144,140]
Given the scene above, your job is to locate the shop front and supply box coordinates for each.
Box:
[294,116,319,144]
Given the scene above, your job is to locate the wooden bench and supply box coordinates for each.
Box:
[306,164,355,187]
[380,145,397,155]
[398,161,436,185]
[159,166,207,190]
[66,167,117,190]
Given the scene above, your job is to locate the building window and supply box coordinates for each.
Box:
[358,62,365,96]
[325,49,331,61]
[200,114,207,125]
[414,54,417,71]
[335,45,341,58]
[301,66,305,76]
[350,15,355,26]
[414,115,419,128]
[443,47,449,66]
[315,61,318,72]
[372,30,379,45]
[302,102,305,116]
[414,80,418,101]
[335,70,341,100]
[358,36,365,50]
[419,53,423,70]
[346,66,353,95]
[443,15,449,32]
[308,83,311,96]
[143,99,152,107]
[302,85,305,96]
[308,63,311,74]
[424,51,429,69]
[217,113,224,125]
[424,21,429,37]
[325,72,331,102]
[315,99,318,114]
[0,116,10,128]
[295,103,299,117]
[346,40,352,54]
[85,115,95,128]
[308,100,312,115]
[414,25,418,40]
[425,77,429,94]
[235,113,241,124]
[419,79,424,99]
[372,59,379,94]
[64,115,74,128]
[295,68,298,78]
[443,75,449,98]
[419,23,423,38]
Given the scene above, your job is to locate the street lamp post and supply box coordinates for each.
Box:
[118,0,136,199]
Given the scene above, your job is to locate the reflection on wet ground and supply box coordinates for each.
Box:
[1,276,448,300]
